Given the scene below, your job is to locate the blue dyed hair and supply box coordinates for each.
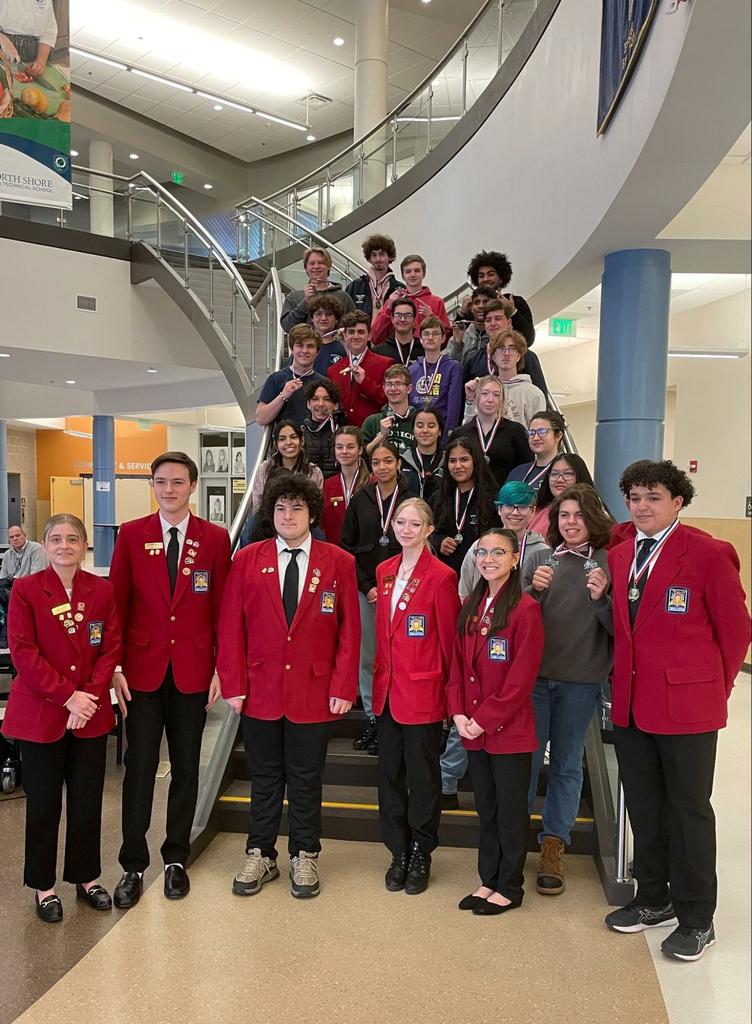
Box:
[494,480,537,507]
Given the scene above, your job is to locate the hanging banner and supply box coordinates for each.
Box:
[597,0,660,136]
[0,0,72,208]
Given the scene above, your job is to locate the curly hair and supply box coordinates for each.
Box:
[433,435,497,535]
[303,377,340,403]
[309,294,343,320]
[547,483,615,550]
[619,459,695,507]
[536,453,595,510]
[362,233,397,262]
[467,251,513,289]
[261,470,324,527]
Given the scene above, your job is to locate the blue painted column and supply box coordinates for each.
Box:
[0,420,8,546]
[92,415,116,567]
[594,249,671,519]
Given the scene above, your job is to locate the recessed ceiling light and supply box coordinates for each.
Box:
[0,352,10,358]
[333,37,345,46]
[213,103,223,111]
[65,379,77,385]
[203,183,213,190]
[306,133,316,142]
[146,367,158,373]
[70,149,79,157]
[129,152,139,160]
[421,0,432,4]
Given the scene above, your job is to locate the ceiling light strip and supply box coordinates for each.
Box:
[71,46,308,132]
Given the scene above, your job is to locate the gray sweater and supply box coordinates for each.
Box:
[280,284,356,333]
[523,547,613,684]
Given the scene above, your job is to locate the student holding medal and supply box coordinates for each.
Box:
[429,436,496,577]
[527,453,596,542]
[523,483,614,897]
[456,374,532,488]
[322,426,370,546]
[1,515,121,922]
[341,443,411,755]
[372,498,461,894]
[604,461,750,962]
[446,527,544,915]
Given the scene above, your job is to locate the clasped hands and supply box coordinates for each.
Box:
[453,714,485,740]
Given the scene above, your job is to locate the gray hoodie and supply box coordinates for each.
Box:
[280,283,356,333]
[458,529,550,599]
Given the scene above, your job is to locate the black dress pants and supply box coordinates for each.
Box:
[376,703,443,856]
[613,723,718,929]
[119,666,208,872]
[242,716,331,859]
[19,732,108,890]
[468,748,531,903]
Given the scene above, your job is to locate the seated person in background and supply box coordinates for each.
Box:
[372,298,425,366]
[409,317,463,437]
[256,324,327,429]
[362,365,417,460]
[371,254,450,346]
[455,375,532,489]
[0,524,47,647]
[346,233,404,322]
[507,411,566,492]
[301,378,344,479]
[447,286,496,363]
[401,405,445,505]
[250,420,324,515]
[309,295,347,375]
[458,250,535,346]
[464,298,547,395]
[280,247,355,334]
[487,330,546,427]
[528,453,597,542]
[327,311,392,428]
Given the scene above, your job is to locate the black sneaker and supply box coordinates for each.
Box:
[661,923,716,961]
[353,718,377,752]
[404,844,431,896]
[605,899,678,933]
[385,852,409,892]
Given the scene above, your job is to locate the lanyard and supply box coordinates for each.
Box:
[421,355,443,402]
[455,487,474,535]
[553,542,593,560]
[518,531,528,567]
[376,486,400,537]
[291,368,314,382]
[340,464,360,507]
[415,449,439,479]
[524,460,553,488]
[629,519,680,588]
[475,416,502,455]
[395,338,416,365]
[309,416,333,434]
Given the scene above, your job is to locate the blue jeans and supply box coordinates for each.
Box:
[528,678,602,846]
[358,592,376,718]
[440,724,468,795]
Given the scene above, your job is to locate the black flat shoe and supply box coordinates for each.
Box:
[472,899,522,916]
[35,893,63,923]
[76,883,112,910]
[164,864,190,900]
[458,894,487,911]
[114,871,143,909]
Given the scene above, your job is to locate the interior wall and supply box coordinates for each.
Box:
[6,428,38,541]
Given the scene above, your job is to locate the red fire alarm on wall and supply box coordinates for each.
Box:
[689,460,698,473]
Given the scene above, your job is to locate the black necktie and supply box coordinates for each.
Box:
[282,549,301,627]
[166,527,179,594]
[629,537,657,624]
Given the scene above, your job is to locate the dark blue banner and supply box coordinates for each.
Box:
[598,0,660,135]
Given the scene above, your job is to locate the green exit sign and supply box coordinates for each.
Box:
[171,171,184,185]
[549,317,577,337]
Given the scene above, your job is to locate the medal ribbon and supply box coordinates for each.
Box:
[309,415,333,433]
[628,519,681,589]
[518,531,528,568]
[553,542,593,560]
[421,355,443,402]
[340,462,360,507]
[455,487,475,536]
[524,460,553,488]
[376,486,400,537]
[396,338,416,365]
[475,416,502,455]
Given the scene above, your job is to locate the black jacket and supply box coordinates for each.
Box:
[301,414,345,478]
[429,487,495,578]
[346,274,404,321]
[340,479,412,593]
[451,417,532,490]
[372,336,425,365]
[401,448,444,504]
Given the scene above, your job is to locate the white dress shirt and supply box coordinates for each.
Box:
[159,513,190,561]
[390,577,409,618]
[635,520,677,579]
[275,533,312,602]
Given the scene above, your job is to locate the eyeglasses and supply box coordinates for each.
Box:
[549,470,576,481]
[527,427,551,438]
[497,504,533,513]
[421,330,444,339]
[393,312,415,320]
[495,345,519,355]
[475,548,514,561]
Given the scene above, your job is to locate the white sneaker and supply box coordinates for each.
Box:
[232,848,279,896]
[290,851,320,899]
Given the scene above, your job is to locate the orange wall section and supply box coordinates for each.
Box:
[36,418,169,500]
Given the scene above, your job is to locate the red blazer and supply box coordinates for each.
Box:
[2,568,121,743]
[109,512,231,694]
[217,538,360,723]
[322,474,349,546]
[446,591,544,754]
[371,289,450,346]
[372,547,461,725]
[327,348,392,427]
[609,525,750,734]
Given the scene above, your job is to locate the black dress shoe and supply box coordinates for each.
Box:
[353,718,377,751]
[35,893,63,923]
[164,864,190,900]
[404,845,431,896]
[385,852,409,892]
[458,894,487,911]
[114,871,143,909]
[472,899,522,916]
[76,883,112,910]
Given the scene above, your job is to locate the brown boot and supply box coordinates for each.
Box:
[537,836,565,895]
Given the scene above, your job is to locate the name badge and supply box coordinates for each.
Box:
[488,637,508,661]
[51,602,72,616]
[193,570,210,593]
[88,621,103,645]
[407,615,425,638]
[665,587,689,614]
[320,591,336,614]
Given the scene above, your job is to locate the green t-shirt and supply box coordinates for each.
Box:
[361,404,417,458]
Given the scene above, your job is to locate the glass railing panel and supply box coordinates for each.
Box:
[427,48,465,151]
[501,0,537,61]
[465,0,503,109]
